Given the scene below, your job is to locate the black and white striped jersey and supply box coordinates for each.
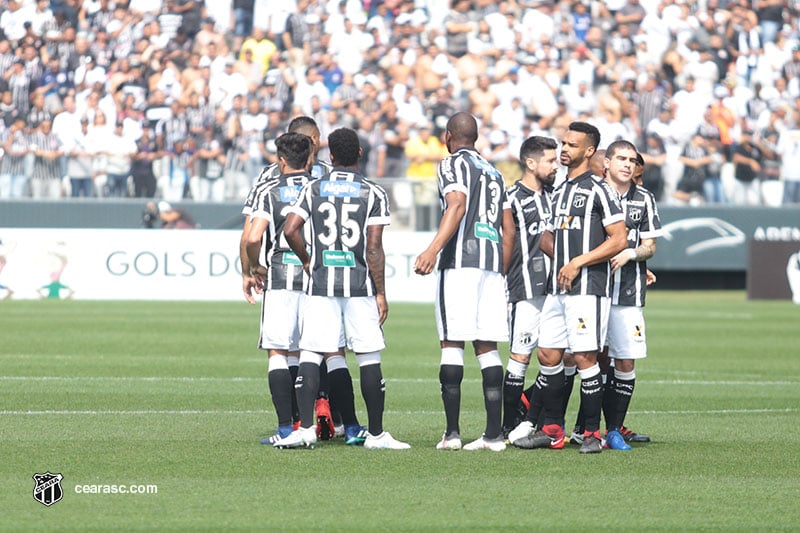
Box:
[290,168,390,297]
[612,185,663,307]
[437,147,509,273]
[242,159,333,216]
[506,181,552,303]
[547,171,625,296]
[250,171,311,292]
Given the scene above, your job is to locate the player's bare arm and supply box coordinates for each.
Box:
[558,220,628,291]
[501,207,515,276]
[244,217,269,293]
[540,229,555,258]
[366,224,388,325]
[240,215,258,304]
[414,190,466,275]
[611,238,657,273]
[283,212,310,273]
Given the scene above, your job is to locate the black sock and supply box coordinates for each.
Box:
[525,383,544,427]
[359,364,385,436]
[268,368,293,428]
[318,359,329,400]
[482,365,503,440]
[328,367,358,427]
[562,370,576,420]
[609,375,635,431]
[580,370,604,433]
[289,363,299,423]
[502,370,525,429]
[540,369,566,427]
[602,368,616,430]
[296,362,320,428]
[439,364,463,437]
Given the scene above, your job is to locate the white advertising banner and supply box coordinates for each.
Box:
[0,229,439,303]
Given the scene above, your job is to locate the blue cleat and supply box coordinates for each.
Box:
[344,425,369,446]
[261,425,293,445]
[605,429,632,451]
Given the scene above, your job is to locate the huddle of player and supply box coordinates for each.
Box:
[242,113,661,453]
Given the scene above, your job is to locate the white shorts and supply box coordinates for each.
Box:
[539,294,611,353]
[435,268,509,342]
[260,289,304,351]
[299,295,385,354]
[606,305,647,360]
[509,296,546,355]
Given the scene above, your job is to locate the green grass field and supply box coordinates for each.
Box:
[2,292,799,531]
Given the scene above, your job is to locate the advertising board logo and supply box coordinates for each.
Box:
[661,218,745,256]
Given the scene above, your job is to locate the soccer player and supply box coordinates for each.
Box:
[508,121,627,454]
[275,127,410,450]
[414,112,516,452]
[245,133,318,444]
[501,136,558,437]
[602,143,662,449]
[240,116,348,441]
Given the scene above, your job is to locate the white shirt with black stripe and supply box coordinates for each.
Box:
[290,168,390,298]
[437,147,509,273]
[547,171,625,296]
[506,181,552,303]
[242,159,333,216]
[612,184,663,307]
[250,171,311,292]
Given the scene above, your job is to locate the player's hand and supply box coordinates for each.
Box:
[611,249,635,273]
[376,293,388,325]
[242,274,259,304]
[557,261,579,292]
[414,249,436,275]
[646,269,657,286]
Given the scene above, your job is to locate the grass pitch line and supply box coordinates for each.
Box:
[0,408,796,416]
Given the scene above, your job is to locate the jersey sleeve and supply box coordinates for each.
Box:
[366,183,391,226]
[438,154,468,197]
[598,181,625,227]
[639,189,664,240]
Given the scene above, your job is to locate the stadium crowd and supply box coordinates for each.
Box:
[1,0,800,209]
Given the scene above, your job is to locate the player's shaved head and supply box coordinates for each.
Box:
[287,116,319,136]
[446,112,478,145]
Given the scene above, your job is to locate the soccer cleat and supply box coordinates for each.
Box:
[344,425,369,446]
[364,431,411,450]
[513,424,564,449]
[568,431,584,446]
[507,420,534,444]
[334,424,345,439]
[315,397,335,440]
[579,431,603,454]
[261,425,293,445]
[605,429,632,451]
[273,426,317,449]
[436,433,462,450]
[620,425,650,443]
[463,435,506,452]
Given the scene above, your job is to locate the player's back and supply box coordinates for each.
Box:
[437,147,507,273]
[297,168,390,298]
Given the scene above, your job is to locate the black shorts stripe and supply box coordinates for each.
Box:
[509,301,517,346]
[594,295,602,352]
[438,270,448,341]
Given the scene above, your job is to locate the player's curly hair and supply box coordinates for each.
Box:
[276,133,312,171]
[328,128,360,167]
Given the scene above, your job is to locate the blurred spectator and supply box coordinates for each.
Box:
[405,121,445,230]
[0,116,29,198]
[190,126,226,202]
[232,0,255,39]
[640,133,667,201]
[64,117,95,198]
[157,200,197,228]
[378,100,408,178]
[777,125,800,205]
[30,118,63,199]
[104,121,137,197]
[731,128,764,206]
[131,124,160,198]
